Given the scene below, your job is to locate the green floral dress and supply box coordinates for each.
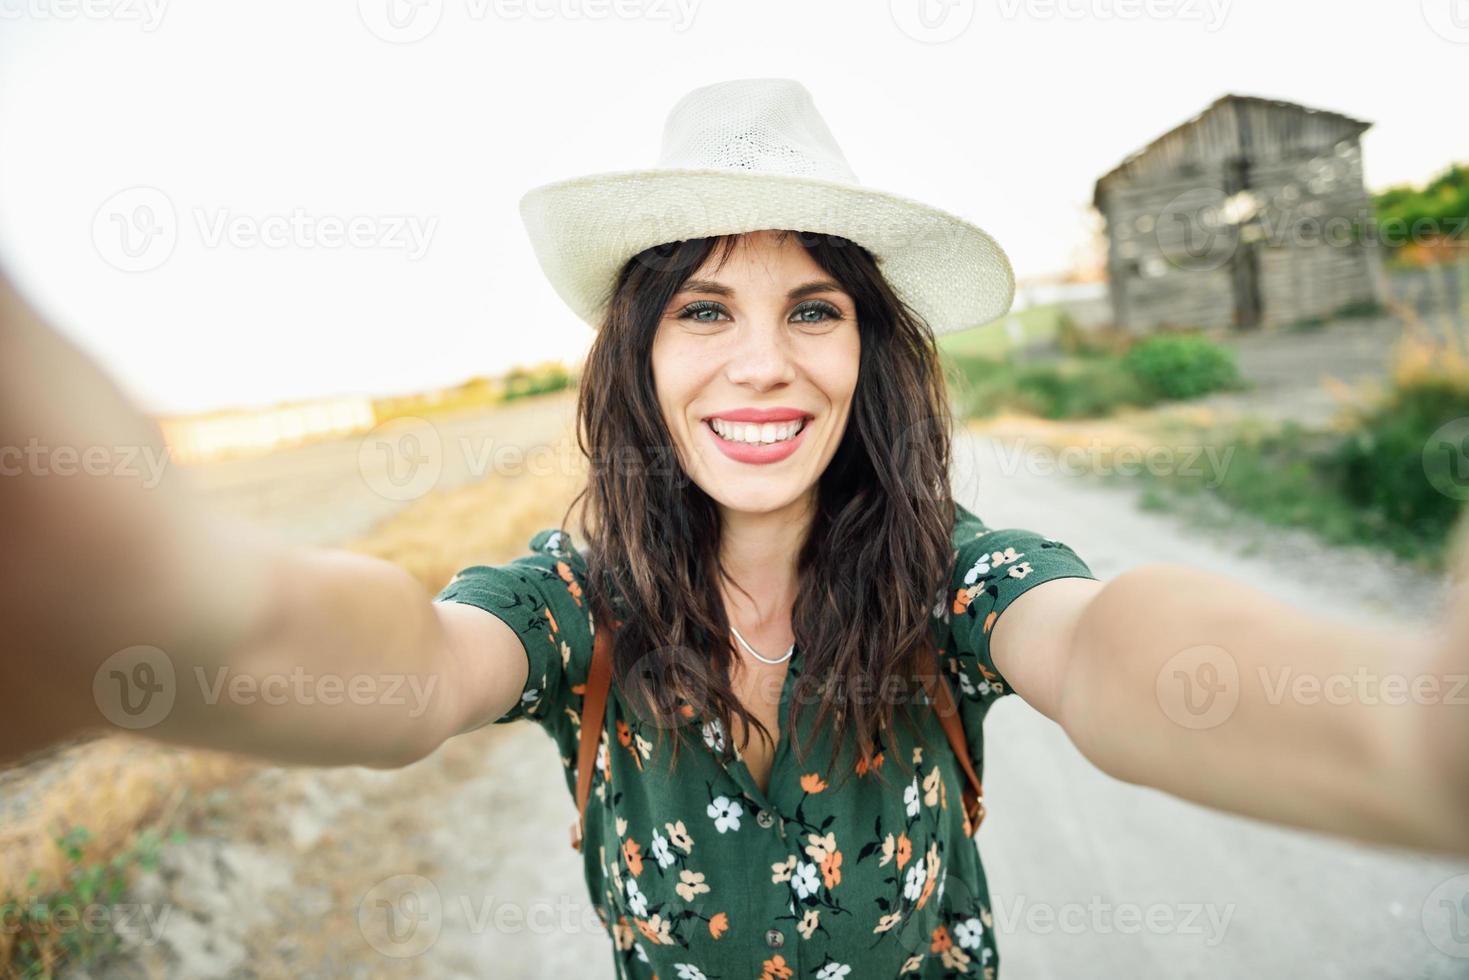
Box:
[433,504,1096,980]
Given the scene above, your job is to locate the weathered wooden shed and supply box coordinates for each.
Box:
[1093,94,1383,332]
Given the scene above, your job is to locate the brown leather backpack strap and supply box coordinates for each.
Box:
[920,663,988,836]
[570,622,614,852]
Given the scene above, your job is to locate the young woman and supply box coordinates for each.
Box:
[2,78,1466,979]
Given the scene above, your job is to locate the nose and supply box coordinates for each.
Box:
[722,316,797,391]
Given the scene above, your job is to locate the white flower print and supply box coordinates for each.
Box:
[954,916,984,949]
[707,795,743,833]
[957,670,977,696]
[904,776,921,817]
[903,859,927,901]
[1008,561,1033,579]
[624,877,648,918]
[674,966,707,980]
[962,553,991,584]
[650,830,675,869]
[792,861,821,899]
[816,964,851,980]
[701,718,726,753]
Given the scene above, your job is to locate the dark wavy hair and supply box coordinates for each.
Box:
[562,230,958,792]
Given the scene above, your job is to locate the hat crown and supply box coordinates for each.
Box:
[656,77,859,183]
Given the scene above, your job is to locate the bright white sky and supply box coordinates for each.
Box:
[0,0,1463,415]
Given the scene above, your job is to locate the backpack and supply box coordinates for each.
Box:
[569,622,987,851]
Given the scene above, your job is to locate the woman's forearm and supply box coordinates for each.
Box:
[141,524,461,769]
[0,274,460,768]
[1056,563,1469,855]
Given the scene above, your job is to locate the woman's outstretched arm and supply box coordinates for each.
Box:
[992,562,1469,856]
[0,273,524,767]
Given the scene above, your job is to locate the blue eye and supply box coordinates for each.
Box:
[677,300,727,322]
[791,301,843,324]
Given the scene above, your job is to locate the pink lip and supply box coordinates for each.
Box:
[702,406,812,424]
[703,416,811,465]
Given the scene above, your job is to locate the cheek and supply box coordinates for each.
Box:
[651,344,705,428]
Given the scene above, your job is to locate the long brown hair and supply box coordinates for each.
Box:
[563,230,957,790]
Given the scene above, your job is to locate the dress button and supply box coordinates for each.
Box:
[764,928,785,949]
[756,809,776,829]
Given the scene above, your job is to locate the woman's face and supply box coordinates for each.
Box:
[651,230,861,517]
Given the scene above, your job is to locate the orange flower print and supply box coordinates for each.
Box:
[952,587,979,616]
[708,911,729,939]
[916,843,940,910]
[555,560,583,605]
[800,772,828,794]
[544,605,558,634]
[615,719,644,770]
[916,865,937,909]
[896,832,912,870]
[622,837,644,877]
[930,924,953,953]
[820,849,843,889]
[982,610,998,635]
[760,954,794,980]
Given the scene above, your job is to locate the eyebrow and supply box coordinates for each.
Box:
[674,278,848,302]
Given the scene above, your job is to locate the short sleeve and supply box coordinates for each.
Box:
[946,508,1098,702]
[432,527,593,732]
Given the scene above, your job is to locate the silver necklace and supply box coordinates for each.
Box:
[729,623,794,665]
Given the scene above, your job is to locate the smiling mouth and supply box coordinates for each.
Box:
[703,416,809,445]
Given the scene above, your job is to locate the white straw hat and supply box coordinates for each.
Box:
[518,77,1015,336]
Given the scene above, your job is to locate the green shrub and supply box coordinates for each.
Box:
[1121,334,1241,400]
[948,353,1154,420]
[1329,377,1469,544]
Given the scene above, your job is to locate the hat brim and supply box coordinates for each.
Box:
[518,168,1014,337]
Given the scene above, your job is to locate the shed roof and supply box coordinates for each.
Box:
[1092,94,1371,209]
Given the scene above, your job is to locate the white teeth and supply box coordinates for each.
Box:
[709,417,806,445]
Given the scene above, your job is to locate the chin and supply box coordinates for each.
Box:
[700,477,809,517]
